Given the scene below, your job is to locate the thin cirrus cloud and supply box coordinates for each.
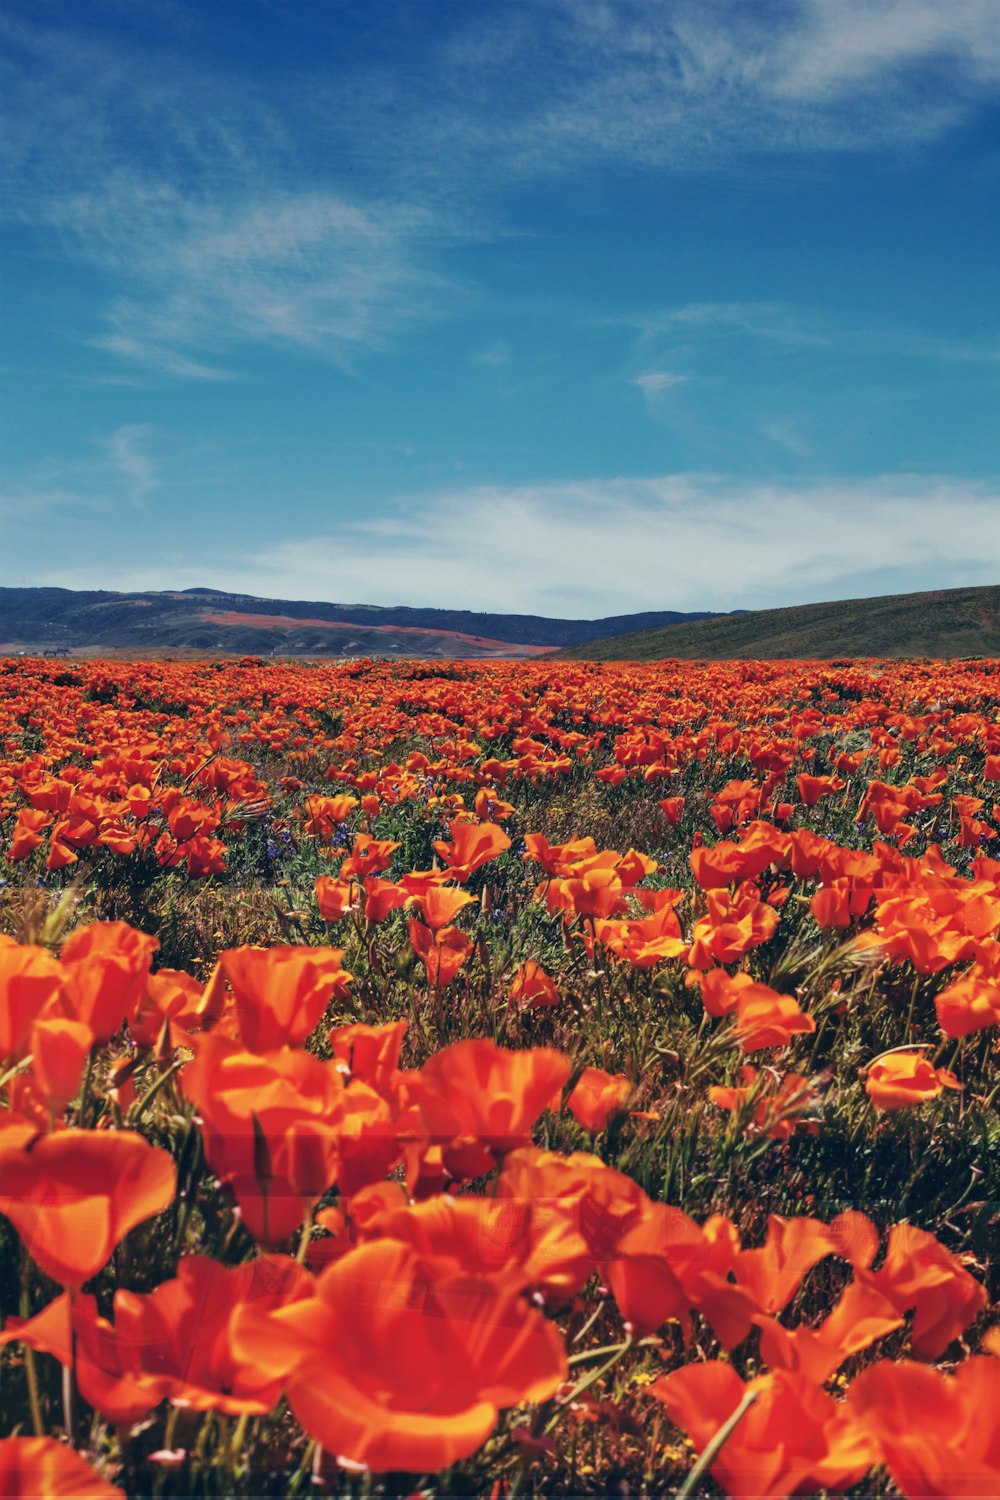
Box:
[38,473,999,618]
[4,3,1000,382]
[27,174,457,379]
[420,0,1000,185]
[3,425,159,522]
[624,302,1000,364]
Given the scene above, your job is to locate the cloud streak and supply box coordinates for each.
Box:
[4,2,1000,379]
[28,472,1000,617]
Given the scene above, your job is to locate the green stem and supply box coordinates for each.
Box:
[544,1337,633,1435]
[127,1057,185,1126]
[77,1045,96,1127]
[676,1387,758,1499]
[19,1263,45,1438]
[296,1205,314,1265]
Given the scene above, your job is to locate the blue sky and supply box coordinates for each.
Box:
[2,0,999,617]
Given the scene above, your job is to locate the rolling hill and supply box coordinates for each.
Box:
[559,584,1000,661]
[0,587,721,659]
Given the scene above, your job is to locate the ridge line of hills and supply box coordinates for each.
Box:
[0,586,723,659]
[2,584,997,661]
[556,583,1000,661]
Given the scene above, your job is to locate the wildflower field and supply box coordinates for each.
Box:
[1,653,998,1498]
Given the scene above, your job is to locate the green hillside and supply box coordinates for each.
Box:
[560,584,1000,660]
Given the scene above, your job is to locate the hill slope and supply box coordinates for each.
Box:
[559,584,1000,660]
[0,587,721,659]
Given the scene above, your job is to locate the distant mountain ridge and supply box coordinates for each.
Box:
[558,584,1000,661]
[0,587,723,659]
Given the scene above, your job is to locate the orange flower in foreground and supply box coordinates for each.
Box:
[408,919,473,989]
[181,1035,343,1246]
[402,1040,571,1181]
[59,921,159,1043]
[508,959,560,1008]
[220,944,352,1051]
[110,1254,315,1414]
[408,883,476,932]
[651,1362,874,1498]
[433,819,511,881]
[845,1357,1000,1499]
[0,938,64,1061]
[865,1051,961,1112]
[232,1238,566,1473]
[567,1067,633,1132]
[0,1127,176,1288]
[688,889,780,969]
[862,1221,987,1356]
[934,942,1000,1037]
[0,1438,122,1498]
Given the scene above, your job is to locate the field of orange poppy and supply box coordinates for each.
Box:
[1,653,998,1496]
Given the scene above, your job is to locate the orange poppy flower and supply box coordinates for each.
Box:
[0,1289,159,1426]
[231,1238,566,1473]
[59,922,159,1043]
[845,1357,1000,1499]
[408,919,473,989]
[735,987,816,1053]
[688,889,780,969]
[181,1035,343,1246]
[861,1221,987,1356]
[112,1254,315,1414]
[0,1438,123,1498]
[934,942,1000,1037]
[708,1065,818,1140]
[508,959,560,1008]
[402,1040,571,1182]
[433,819,511,881]
[0,937,64,1061]
[546,867,626,921]
[0,1127,176,1288]
[340,834,400,881]
[28,1016,92,1116]
[651,1363,874,1497]
[328,1018,408,1095]
[303,793,358,838]
[314,875,356,923]
[756,1277,903,1386]
[566,1067,633,1132]
[408,883,476,932]
[219,944,352,1051]
[129,967,205,1049]
[865,1051,962,1112]
[362,876,409,923]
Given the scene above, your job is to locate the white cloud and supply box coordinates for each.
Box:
[3,2,999,383]
[2,426,160,524]
[623,300,1000,365]
[106,425,157,507]
[41,181,459,378]
[771,0,1000,100]
[473,339,513,366]
[27,472,1000,617]
[633,370,689,394]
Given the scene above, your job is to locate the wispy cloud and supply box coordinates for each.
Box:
[75,187,457,378]
[634,370,689,394]
[2,425,161,526]
[29,473,1000,617]
[625,301,1000,364]
[5,2,1000,382]
[0,12,466,379]
[106,425,157,507]
[399,0,1000,190]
